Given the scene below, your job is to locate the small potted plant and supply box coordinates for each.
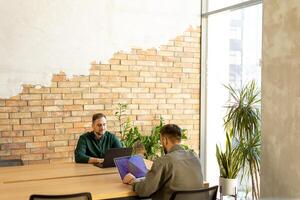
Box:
[216,131,243,196]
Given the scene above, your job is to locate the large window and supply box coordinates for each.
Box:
[201,0,262,194]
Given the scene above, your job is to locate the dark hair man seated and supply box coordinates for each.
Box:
[123,124,204,200]
[75,113,122,164]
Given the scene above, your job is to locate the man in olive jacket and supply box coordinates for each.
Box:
[75,113,122,164]
[123,124,204,200]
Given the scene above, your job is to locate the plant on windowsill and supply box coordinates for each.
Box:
[223,81,261,199]
[216,130,243,196]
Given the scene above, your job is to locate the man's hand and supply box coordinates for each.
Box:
[123,173,136,185]
[88,157,104,164]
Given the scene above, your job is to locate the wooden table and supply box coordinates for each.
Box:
[0,162,117,184]
[0,161,208,200]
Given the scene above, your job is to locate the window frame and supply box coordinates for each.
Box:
[200,0,262,181]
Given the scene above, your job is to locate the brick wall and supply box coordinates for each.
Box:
[0,26,201,164]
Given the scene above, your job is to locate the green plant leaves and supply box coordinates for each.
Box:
[220,80,261,199]
[216,132,243,179]
[114,105,193,161]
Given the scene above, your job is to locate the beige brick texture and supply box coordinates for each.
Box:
[0,26,201,163]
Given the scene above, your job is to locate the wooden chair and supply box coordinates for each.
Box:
[29,192,92,200]
[169,186,218,200]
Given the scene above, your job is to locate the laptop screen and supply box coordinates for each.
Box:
[114,155,148,180]
[95,147,133,168]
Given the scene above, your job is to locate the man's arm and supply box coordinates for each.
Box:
[124,158,168,198]
[74,136,99,163]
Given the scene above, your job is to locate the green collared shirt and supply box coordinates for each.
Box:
[74,131,122,163]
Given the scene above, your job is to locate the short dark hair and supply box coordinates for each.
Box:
[92,113,106,123]
[160,124,182,142]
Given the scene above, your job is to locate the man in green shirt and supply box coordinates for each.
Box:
[75,113,122,164]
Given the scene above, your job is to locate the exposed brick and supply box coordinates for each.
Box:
[47,141,68,147]
[32,112,51,118]
[63,117,81,123]
[58,81,79,88]
[29,88,51,94]
[20,106,43,112]
[42,117,62,124]
[13,124,33,131]
[65,128,85,134]
[51,88,71,93]
[21,118,40,124]
[109,59,120,64]
[83,104,104,111]
[29,100,54,106]
[5,100,27,107]
[0,137,12,144]
[113,53,127,60]
[0,100,5,106]
[34,135,54,142]
[24,130,44,136]
[63,93,82,99]
[0,150,11,156]
[0,27,201,164]
[137,60,156,66]
[70,75,89,82]
[45,152,69,159]
[80,82,99,88]
[0,119,19,125]
[64,105,83,111]
[26,142,47,148]
[83,94,102,99]
[21,94,41,100]
[45,129,64,135]
[54,134,74,141]
[55,123,73,129]
[1,143,26,150]
[91,88,111,93]
[28,160,50,165]
[51,112,71,117]
[31,147,54,154]
[0,113,9,118]
[71,110,94,117]
[11,149,30,155]
[0,107,19,112]
[73,122,91,128]
[22,154,43,160]
[72,88,90,93]
[32,123,55,130]
[43,94,62,100]
[13,137,33,143]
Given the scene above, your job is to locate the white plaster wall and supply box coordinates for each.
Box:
[0,0,200,98]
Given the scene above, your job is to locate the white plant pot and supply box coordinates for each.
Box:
[219,177,237,196]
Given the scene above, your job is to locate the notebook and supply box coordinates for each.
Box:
[94,147,132,168]
[114,155,148,180]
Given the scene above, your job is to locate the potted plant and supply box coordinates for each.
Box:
[216,131,243,196]
[114,103,192,160]
[223,81,261,199]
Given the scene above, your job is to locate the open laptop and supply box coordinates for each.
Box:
[114,155,148,180]
[94,147,132,168]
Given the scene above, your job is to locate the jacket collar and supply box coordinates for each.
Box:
[168,144,184,153]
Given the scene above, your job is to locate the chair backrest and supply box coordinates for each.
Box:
[0,159,24,167]
[29,192,92,200]
[169,186,218,200]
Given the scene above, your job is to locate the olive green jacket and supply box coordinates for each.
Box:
[74,131,122,163]
[133,145,204,200]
